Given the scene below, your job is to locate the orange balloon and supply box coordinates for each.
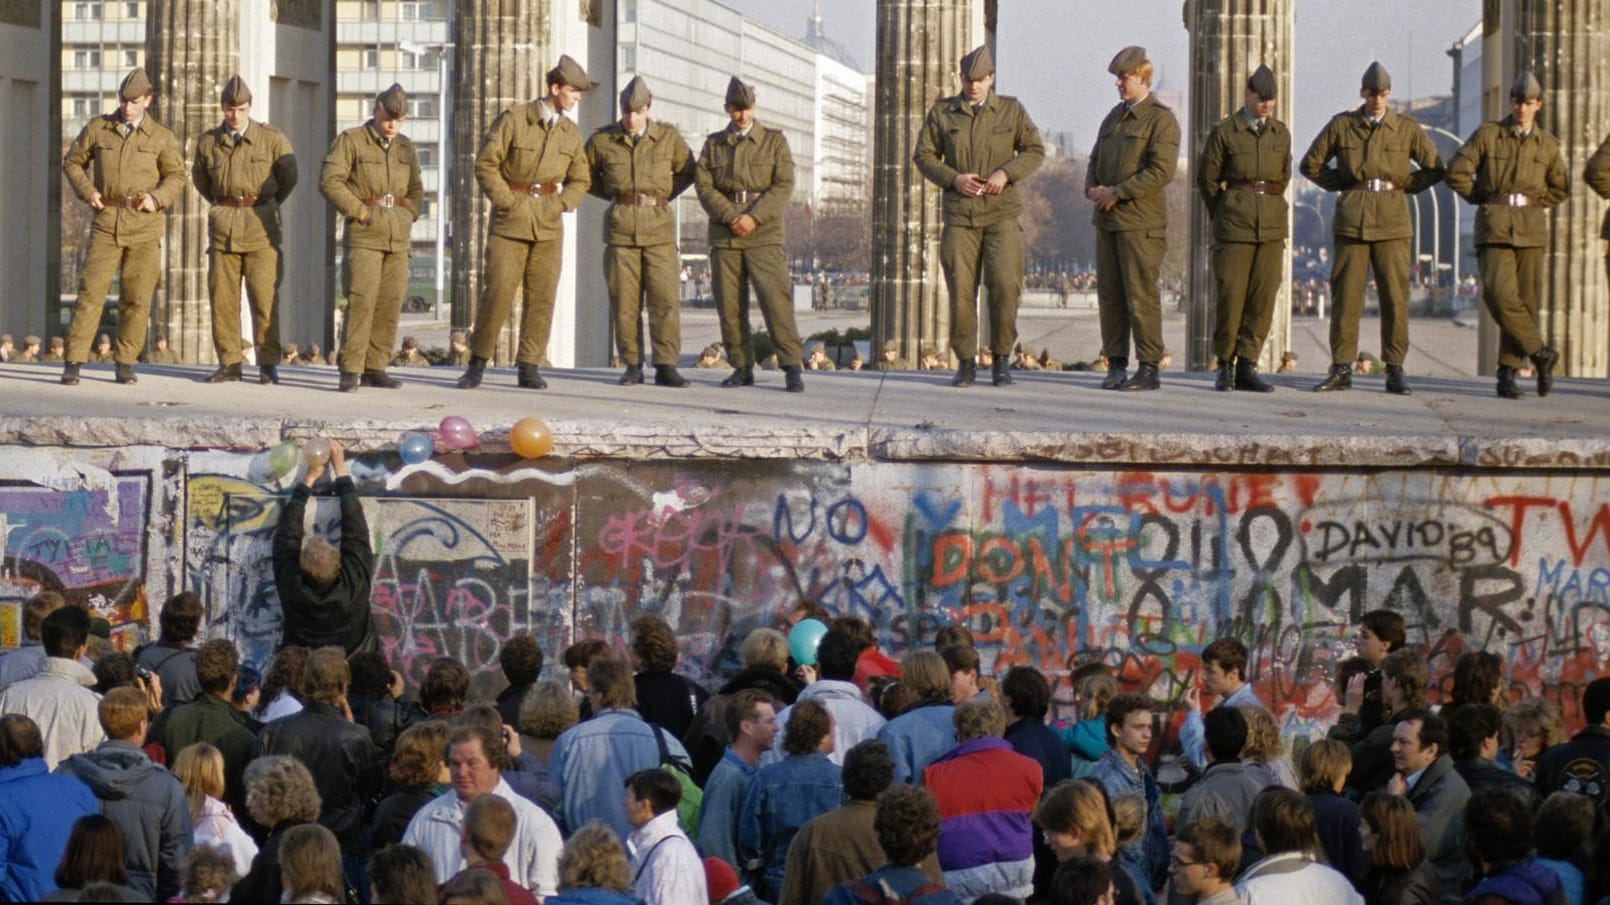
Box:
[511,417,553,458]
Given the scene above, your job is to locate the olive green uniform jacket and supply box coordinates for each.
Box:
[319,122,424,253]
[1196,112,1291,243]
[1086,94,1180,232]
[585,120,696,246]
[63,113,186,246]
[695,123,794,247]
[913,91,1046,226]
[193,121,298,251]
[1445,116,1568,247]
[1580,132,1610,240]
[475,101,591,242]
[1299,108,1445,241]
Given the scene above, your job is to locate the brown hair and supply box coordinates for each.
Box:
[299,536,340,586]
[559,822,633,892]
[389,720,450,788]
[587,656,637,711]
[953,697,1006,742]
[1078,672,1119,721]
[1382,649,1429,710]
[194,639,239,695]
[55,814,129,890]
[98,686,148,740]
[783,698,833,755]
[563,638,611,670]
[517,679,579,739]
[302,646,350,706]
[1298,738,1351,793]
[1360,791,1425,871]
[1250,787,1321,857]
[901,650,951,705]
[1359,610,1407,650]
[876,785,943,866]
[23,591,66,641]
[1237,704,1284,764]
[243,755,322,826]
[279,823,344,901]
[631,615,680,673]
[1111,793,1147,846]
[367,844,437,905]
[182,843,238,902]
[1202,638,1249,682]
[420,657,470,714]
[0,714,45,767]
[1177,817,1241,879]
[464,793,517,861]
[1034,780,1117,858]
[258,646,309,717]
[159,591,205,644]
[726,688,777,740]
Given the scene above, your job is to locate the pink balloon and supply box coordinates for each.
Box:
[437,416,478,451]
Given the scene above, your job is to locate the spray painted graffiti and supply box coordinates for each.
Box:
[0,478,150,646]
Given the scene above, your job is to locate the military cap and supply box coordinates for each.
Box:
[1108,46,1148,77]
[377,83,407,118]
[48,336,64,348]
[882,339,899,352]
[1510,70,1543,102]
[402,336,418,349]
[1247,64,1277,100]
[620,75,653,112]
[960,45,994,80]
[0,334,11,345]
[547,54,594,90]
[220,74,252,107]
[119,67,152,101]
[725,76,757,110]
[1361,61,1391,93]
[24,335,40,346]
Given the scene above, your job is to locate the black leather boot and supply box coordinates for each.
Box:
[1119,362,1160,391]
[1496,366,1522,399]
[783,365,805,393]
[654,365,689,388]
[338,371,360,392]
[1215,360,1235,391]
[1531,345,1558,397]
[114,364,137,385]
[1312,364,1352,392]
[362,369,401,388]
[619,363,644,386]
[1235,358,1275,393]
[1101,357,1128,390]
[991,356,1013,386]
[720,366,754,388]
[517,364,547,389]
[204,363,242,383]
[457,356,487,389]
[1384,364,1412,396]
[951,358,976,387]
[259,365,279,385]
[61,363,81,386]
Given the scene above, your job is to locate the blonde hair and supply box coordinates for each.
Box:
[954,697,1006,742]
[1111,793,1147,846]
[278,823,343,902]
[741,628,789,672]
[1034,780,1117,858]
[1237,704,1284,763]
[559,822,632,892]
[1078,672,1119,721]
[518,679,580,739]
[172,742,226,825]
[1299,739,1351,793]
[1502,697,1566,750]
[1132,60,1154,85]
[243,755,321,826]
[97,687,148,740]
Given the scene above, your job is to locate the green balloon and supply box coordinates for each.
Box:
[268,440,300,478]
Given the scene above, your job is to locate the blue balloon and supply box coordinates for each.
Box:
[788,618,829,667]
[399,432,435,465]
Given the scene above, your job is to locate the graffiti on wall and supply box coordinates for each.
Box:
[0,477,150,649]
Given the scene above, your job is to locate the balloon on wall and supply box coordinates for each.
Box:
[302,437,332,467]
[399,432,435,464]
[788,618,829,666]
[510,417,553,459]
[438,416,478,451]
[266,440,300,478]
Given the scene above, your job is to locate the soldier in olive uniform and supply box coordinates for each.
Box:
[1586,131,1610,306]
[60,68,186,386]
[193,75,298,385]
[1086,46,1180,392]
[320,83,424,392]
[585,75,697,388]
[913,45,1045,388]
[1300,62,1445,395]
[1197,65,1290,393]
[695,77,804,393]
[457,55,593,391]
[1445,72,1568,400]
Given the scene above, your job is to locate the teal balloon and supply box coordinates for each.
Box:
[400,432,434,465]
[267,441,300,478]
[788,618,829,666]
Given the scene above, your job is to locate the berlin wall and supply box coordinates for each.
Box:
[3,448,1608,740]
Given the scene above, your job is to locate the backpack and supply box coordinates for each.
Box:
[652,723,703,838]
[843,878,947,904]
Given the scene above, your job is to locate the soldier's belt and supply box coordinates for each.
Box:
[364,194,415,213]
[727,190,760,204]
[1483,193,1536,207]
[508,181,562,196]
[215,195,260,208]
[1345,179,1401,192]
[1230,181,1285,195]
[614,193,668,207]
[102,195,147,210]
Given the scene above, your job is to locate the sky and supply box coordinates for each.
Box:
[717,0,1482,147]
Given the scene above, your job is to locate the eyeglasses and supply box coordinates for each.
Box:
[1168,856,1200,868]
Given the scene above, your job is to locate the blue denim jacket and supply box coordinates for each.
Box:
[696,748,758,867]
[1089,749,1168,891]
[550,709,689,840]
[737,753,844,901]
[878,702,955,785]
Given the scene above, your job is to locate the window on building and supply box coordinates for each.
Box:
[622,0,636,22]
[621,47,635,72]
[75,2,104,20]
[400,48,438,70]
[124,1,140,17]
[123,49,139,68]
[417,146,434,167]
[362,47,380,69]
[74,49,103,69]
[399,0,438,20]
[71,97,96,119]
[409,97,437,118]
[357,0,379,20]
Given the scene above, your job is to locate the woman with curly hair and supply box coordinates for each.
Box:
[518,679,580,767]
[257,646,309,721]
[1238,704,1298,790]
[1500,696,1565,779]
[543,822,641,905]
[630,615,709,739]
[232,755,322,904]
[176,845,237,903]
[369,720,451,852]
[171,742,258,877]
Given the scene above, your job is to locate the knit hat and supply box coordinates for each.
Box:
[702,857,740,904]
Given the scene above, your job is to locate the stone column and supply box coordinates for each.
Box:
[147,1,239,364]
[449,2,551,365]
[1483,0,1609,377]
[870,0,982,364]
[1182,0,1294,372]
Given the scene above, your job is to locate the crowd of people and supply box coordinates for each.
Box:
[3,563,1609,905]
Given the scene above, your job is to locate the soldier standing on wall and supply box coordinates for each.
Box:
[60,68,186,387]
[1300,62,1445,396]
[194,75,299,386]
[1196,65,1290,393]
[1444,71,1567,400]
[913,44,1046,389]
